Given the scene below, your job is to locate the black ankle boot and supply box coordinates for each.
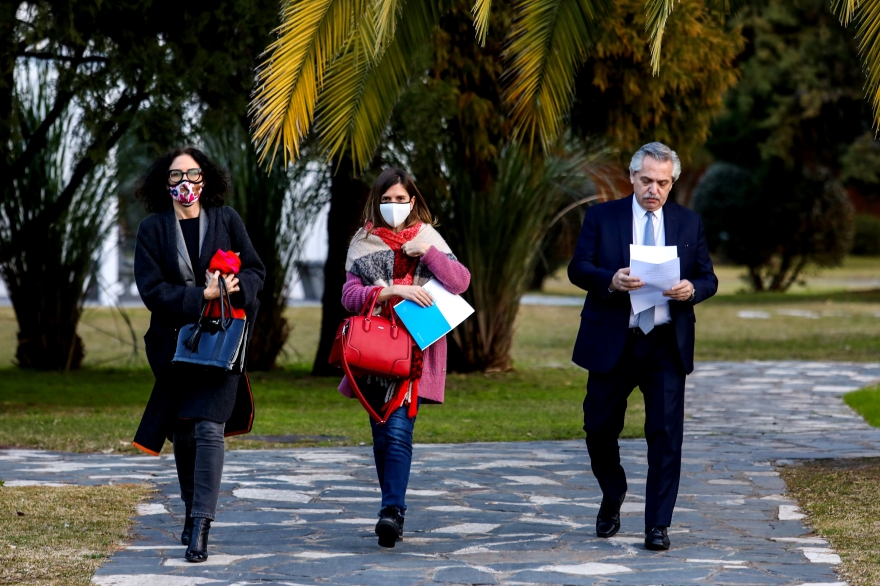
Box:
[180,509,194,546]
[375,506,404,548]
[184,518,211,562]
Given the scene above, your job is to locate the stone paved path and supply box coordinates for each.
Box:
[2,361,880,585]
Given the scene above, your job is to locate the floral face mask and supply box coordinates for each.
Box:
[169,180,203,206]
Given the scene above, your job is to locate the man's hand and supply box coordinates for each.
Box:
[610,268,644,292]
[663,279,694,301]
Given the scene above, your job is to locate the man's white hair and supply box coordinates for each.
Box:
[629,142,681,182]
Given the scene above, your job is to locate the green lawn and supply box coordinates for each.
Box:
[0,257,878,453]
[845,385,880,427]
[0,367,645,453]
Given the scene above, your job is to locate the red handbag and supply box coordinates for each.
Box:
[329,288,421,424]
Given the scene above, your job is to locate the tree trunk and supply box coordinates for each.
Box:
[311,156,368,376]
[0,2,19,160]
[747,265,765,292]
[13,283,85,371]
[246,251,291,370]
[4,239,90,371]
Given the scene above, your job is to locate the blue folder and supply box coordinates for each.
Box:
[393,300,453,350]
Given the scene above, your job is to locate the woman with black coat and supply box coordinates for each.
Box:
[131,146,265,563]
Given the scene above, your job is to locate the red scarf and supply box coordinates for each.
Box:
[369,222,422,304]
[364,222,424,419]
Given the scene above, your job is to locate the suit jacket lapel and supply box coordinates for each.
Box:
[663,202,679,247]
[618,194,634,266]
[165,207,195,284]
[197,206,214,277]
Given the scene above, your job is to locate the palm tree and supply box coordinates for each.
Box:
[249,0,633,171]
[250,0,880,169]
[249,0,880,372]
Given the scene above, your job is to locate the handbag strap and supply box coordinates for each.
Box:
[360,287,381,316]
[207,275,233,330]
[338,327,390,424]
[359,287,401,339]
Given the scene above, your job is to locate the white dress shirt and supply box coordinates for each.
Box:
[629,196,671,327]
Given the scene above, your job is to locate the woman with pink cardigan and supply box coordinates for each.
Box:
[339,168,470,548]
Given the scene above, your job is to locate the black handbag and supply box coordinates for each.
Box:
[172,277,248,372]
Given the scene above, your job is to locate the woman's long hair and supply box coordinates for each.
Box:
[362,168,437,235]
[135,146,229,213]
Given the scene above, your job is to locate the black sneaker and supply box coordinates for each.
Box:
[375,506,404,548]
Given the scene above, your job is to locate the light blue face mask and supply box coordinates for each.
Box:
[379,202,412,228]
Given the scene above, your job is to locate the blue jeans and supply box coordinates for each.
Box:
[369,401,419,516]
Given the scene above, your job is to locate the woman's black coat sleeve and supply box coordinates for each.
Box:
[134,219,203,321]
[223,207,266,309]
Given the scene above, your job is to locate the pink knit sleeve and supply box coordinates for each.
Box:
[421,246,471,295]
[341,272,381,313]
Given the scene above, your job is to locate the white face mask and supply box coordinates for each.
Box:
[379,202,412,228]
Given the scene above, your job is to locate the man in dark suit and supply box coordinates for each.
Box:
[568,142,717,550]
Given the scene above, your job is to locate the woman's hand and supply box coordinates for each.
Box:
[401,242,431,257]
[379,285,434,307]
[204,271,241,300]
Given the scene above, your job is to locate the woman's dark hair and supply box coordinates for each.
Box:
[135,146,229,213]
[362,167,437,234]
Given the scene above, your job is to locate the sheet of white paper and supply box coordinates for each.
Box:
[630,244,677,264]
[631,257,681,290]
[422,279,474,328]
[630,288,666,314]
[628,253,681,315]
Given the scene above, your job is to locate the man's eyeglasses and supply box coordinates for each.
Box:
[168,168,203,185]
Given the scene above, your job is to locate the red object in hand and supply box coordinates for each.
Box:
[209,249,241,274]
[205,249,246,319]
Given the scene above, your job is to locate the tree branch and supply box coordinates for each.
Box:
[0,81,147,265]
[2,48,85,189]
[16,51,108,64]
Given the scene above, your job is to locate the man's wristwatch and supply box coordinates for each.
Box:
[687,288,696,303]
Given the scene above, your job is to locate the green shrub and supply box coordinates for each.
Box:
[851,214,880,256]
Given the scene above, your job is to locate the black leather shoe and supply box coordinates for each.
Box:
[185,518,211,562]
[644,526,670,550]
[375,506,404,548]
[180,509,194,546]
[596,495,625,538]
[397,515,405,542]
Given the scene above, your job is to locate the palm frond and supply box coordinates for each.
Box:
[472,0,493,45]
[250,0,367,170]
[373,0,402,53]
[831,0,859,25]
[503,0,612,151]
[645,0,676,75]
[316,1,437,169]
[850,0,880,128]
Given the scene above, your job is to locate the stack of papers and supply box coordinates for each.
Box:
[629,244,680,314]
[394,280,475,350]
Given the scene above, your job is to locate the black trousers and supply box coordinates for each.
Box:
[173,419,225,520]
[582,325,686,528]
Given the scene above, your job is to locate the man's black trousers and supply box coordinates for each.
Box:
[582,324,686,528]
